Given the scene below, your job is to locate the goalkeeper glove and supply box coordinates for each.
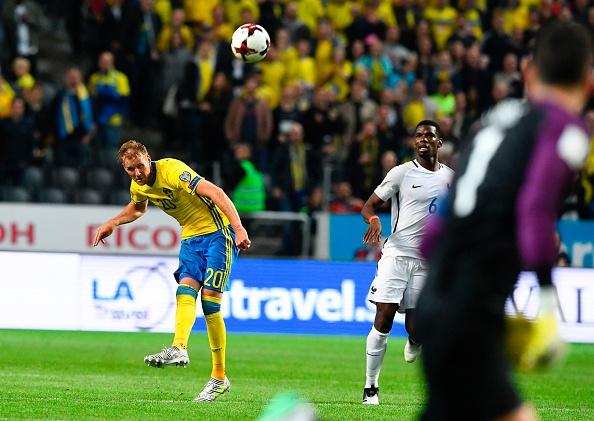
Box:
[505,286,567,372]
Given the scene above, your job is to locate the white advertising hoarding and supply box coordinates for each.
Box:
[0,251,592,343]
[0,203,181,256]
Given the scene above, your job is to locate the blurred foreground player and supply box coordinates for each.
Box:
[360,120,453,405]
[417,22,592,421]
[93,140,251,402]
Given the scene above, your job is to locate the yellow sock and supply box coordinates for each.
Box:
[205,311,226,380]
[172,285,198,350]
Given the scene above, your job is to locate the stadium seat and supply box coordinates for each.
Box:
[85,167,115,192]
[75,188,103,205]
[108,189,132,205]
[2,186,31,202]
[52,167,80,192]
[23,167,45,191]
[38,187,68,204]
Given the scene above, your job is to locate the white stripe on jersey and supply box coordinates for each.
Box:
[374,160,454,259]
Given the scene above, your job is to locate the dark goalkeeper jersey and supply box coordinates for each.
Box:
[438,99,590,270]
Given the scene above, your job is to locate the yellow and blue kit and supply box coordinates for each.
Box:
[130,158,238,292]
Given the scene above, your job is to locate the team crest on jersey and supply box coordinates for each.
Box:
[162,188,174,199]
[179,171,191,183]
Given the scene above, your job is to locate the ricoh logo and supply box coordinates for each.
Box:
[220,280,375,323]
[91,263,175,330]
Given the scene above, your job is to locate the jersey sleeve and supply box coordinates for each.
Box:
[374,164,408,201]
[164,159,203,195]
[129,182,148,203]
[516,123,589,270]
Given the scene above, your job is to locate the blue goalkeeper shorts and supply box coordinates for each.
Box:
[173,225,238,293]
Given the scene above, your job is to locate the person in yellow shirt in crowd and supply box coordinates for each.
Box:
[460,0,484,41]
[295,39,317,91]
[327,0,355,36]
[211,5,233,42]
[0,69,15,119]
[257,45,287,109]
[296,0,325,35]
[223,0,259,28]
[12,57,35,93]
[275,28,299,85]
[157,8,194,52]
[314,18,337,87]
[326,45,353,102]
[424,0,458,51]
[88,51,130,165]
[184,0,220,29]
[502,0,530,35]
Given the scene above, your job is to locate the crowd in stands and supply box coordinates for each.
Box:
[0,0,593,221]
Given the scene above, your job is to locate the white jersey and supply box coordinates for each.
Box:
[374,160,454,259]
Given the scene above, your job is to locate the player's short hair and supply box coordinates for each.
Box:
[534,21,593,87]
[117,140,148,162]
[415,120,441,137]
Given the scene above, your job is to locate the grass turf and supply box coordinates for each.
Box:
[0,330,592,420]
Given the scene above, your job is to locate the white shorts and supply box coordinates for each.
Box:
[366,255,428,313]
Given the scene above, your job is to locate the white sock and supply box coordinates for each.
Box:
[365,326,388,388]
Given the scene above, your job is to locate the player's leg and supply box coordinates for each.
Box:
[363,255,405,405]
[145,239,204,368]
[194,226,237,402]
[401,257,427,362]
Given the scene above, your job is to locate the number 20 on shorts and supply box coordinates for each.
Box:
[204,267,224,289]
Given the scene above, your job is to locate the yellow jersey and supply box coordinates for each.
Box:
[130,159,230,239]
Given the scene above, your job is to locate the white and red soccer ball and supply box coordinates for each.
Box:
[231,23,270,63]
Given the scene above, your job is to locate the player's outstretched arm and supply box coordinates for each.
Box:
[93,200,148,246]
[361,193,384,245]
[194,179,251,250]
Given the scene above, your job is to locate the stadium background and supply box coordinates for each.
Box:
[0,0,593,420]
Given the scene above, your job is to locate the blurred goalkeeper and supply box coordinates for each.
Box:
[417,22,592,421]
[93,140,251,402]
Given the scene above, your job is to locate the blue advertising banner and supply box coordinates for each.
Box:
[218,259,404,336]
[557,221,594,267]
[329,215,594,267]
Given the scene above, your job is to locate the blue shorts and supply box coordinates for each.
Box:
[174,226,238,293]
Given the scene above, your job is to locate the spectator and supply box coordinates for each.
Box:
[258,46,286,109]
[271,121,321,254]
[202,72,234,166]
[128,0,162,127]
[481,12,513,74]
[160,30,192,114]
[329,181,364,213]
[156,7,194,53]
[356,34,396,96]
[11,56,34,93]
[229,143,266,213]
[451,92,475,145]
[51,67,94,167]
[424,0,458,51]
[0,69,15,119]
[281,2,310,43]
[88,51,130,166]
[494,52,523,98]
[258,0,284,42]
[2,0,42,75]
[382,26,410,71]
[431,75,456,116]
[275,28,299,87]
[23,83,50,162]
[301,87,344,157]
[294,39,316,92]
[346,119,382,199]
[225,73,273,172]
[338,80,377,156]
[402,79,437,133]
[379,149,398,180]
[393,0,423,50]
[0,97,35,185]
[100,0,130,62]
[459,43,491,113]
[272,84,302,148]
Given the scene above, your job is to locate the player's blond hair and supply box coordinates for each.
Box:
[117,140,148,162]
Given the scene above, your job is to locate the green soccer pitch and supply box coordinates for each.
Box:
[0,330,592,421]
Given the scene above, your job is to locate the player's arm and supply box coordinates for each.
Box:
[361,193,385,244]
[93,200,147,246]
[194,179,251,250]
[361,165,405,244]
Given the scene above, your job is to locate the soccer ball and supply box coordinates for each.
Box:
[231,23,270,63]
